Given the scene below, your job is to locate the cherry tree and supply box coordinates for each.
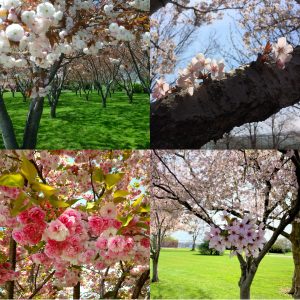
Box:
[150,0,300,148]
[180,214,206,251]
[0,0,149,149]
[152,149,300,299]
[0,150,150,299]
[150,197,180,282]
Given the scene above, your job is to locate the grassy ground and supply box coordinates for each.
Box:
[0,91,149,149]
[151,248,293,299]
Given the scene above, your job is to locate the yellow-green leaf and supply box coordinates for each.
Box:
[92,168,104,182]
[114,190,129,198]
[122,215,134,227]
[105,173,124,189]
[113,197,126,204]
[0,173,24,187]
[20,157,37,183]
[11,192,28,216]
[86,202,95,210]
[132,195,143,207]
[32,182,57,197]
[49,198,69,208]
[138,204,150,213]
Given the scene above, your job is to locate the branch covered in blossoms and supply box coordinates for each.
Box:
[151,43,299,148]
[152,38,293,100]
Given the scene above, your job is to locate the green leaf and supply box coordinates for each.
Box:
[49,196,69,208]
[132,195,143,207]
[11,192,28,216]
[32,182,57,197]
[24,241,45,254]
[136,222,149,229]
[104,173,124,189]
[122,215,134,227]
[0,173,24,187]
[138,204,150,213]
[20,157,37,183]
[0,251,7,263]
[113,197,126,204]
[92,168,104,182]
[113,190,129,198]
[86,202,96,210]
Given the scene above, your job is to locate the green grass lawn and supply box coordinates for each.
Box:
[151,248,293,299]
[0,91,149,149]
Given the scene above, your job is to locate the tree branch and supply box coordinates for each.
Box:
[151,46,300,148]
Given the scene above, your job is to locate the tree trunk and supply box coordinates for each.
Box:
[151,46,300,148]
[73,281,80,299]
[102,98,107,108]
[132,269,150,299]
[7,237,16,299]
[22,93,27,102]
[290,270,296,295]
[191,241,196,251]
[128,93,133,104]
[50,104,57,118]
[0,94,19,149]
[151,256,159,282]
[22,97,44,149]
[238,262,257,300]
[291,221,300,298]
[240,283,251,300]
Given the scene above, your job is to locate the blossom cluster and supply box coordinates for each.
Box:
[12,206,47,246]
[272,37,293,70]
[152,37,294,100]
[153,53,225,100]
[0,0,146,71]
[18,202,150,287]
[0,150,150,289]
[205,212,266,258]
[0,262,18,285]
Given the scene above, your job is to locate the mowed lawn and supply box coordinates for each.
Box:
[0,91,149,149]
[151,248,293,299]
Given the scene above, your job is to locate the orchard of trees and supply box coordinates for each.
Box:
[0,0,150,149]
[0,150,150,299]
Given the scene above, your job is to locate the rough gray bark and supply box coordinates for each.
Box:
[151,46,300,149]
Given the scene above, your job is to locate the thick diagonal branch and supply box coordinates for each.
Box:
[151,46,300,148]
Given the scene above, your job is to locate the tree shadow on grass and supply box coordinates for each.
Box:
[0,92,149,149]
[151,281,213,299]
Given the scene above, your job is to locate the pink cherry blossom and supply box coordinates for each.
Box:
[272,37,293,69]
[44,219,70,242]
[152,78,170,100]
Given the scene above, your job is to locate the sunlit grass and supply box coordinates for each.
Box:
[0,91,149,149]
[151,248,293,299]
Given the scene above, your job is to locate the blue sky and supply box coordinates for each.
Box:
[165,10,242,83]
